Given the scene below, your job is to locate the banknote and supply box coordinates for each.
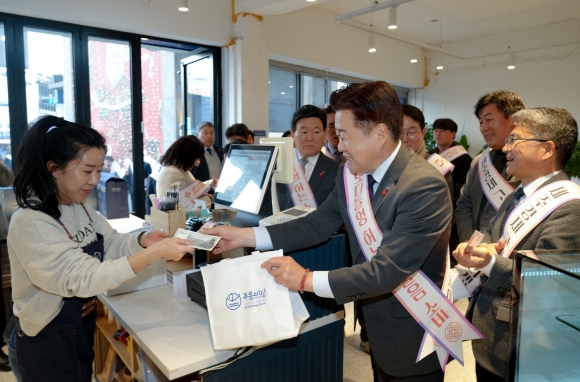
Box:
[465,230,484,254]
[173,228,221,251]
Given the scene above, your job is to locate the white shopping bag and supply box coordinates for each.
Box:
[200,250,310,350]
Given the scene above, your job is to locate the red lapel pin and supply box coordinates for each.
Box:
[319,171,325,178]
[381,189,387,196]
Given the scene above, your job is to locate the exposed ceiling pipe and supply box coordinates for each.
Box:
[334,0,414,22]
[338,19,466,59]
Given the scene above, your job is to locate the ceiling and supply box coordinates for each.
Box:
[238,0,580,56]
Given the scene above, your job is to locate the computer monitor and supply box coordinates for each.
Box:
[259,137,294,185]
[213,145,278,215]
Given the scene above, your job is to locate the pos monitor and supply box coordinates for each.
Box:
[213,145,279,215]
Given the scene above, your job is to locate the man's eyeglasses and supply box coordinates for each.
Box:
[401,132,419,139]
[504,135,549,147]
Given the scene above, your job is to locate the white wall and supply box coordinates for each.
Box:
[0,0,232,46]
[415,19,580,156]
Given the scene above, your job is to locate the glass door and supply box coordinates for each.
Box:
[181,51,214,137]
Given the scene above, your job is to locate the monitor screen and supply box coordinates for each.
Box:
[213,145,278,215]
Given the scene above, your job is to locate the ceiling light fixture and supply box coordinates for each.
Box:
[388,6,398,29]
[178,0,189,12]
[368,32,377,53]
[508,53,515,69]
[410,45,418,63]
[436,53,443,70]
[307,0,317,2]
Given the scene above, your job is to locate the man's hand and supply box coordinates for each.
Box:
[452,239,506,268]
[140,230,169,248]
[261,257,313,293]
[200,226,256,254]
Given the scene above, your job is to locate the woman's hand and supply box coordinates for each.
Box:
[140,230,169,247]
[148,238,194,261]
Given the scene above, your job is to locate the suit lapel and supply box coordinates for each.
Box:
[308,155,329,192]
[372,146,410,214]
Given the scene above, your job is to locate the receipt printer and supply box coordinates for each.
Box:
[186,271,207,309]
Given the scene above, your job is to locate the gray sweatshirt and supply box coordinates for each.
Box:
[8,202,142,336]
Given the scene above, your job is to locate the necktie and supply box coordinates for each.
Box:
[300,157,309,172]
[502,187,525,232]
[367,174,377,201]
[206,148,212,155]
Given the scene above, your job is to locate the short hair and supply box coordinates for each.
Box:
[14,115,107,219]
[329,81,403,140]
[291,105,327,131]
[474,90,525,119]
[402,105,425,129]
[433,118,458,133]
[160,136,204,170]
[282,130,291,137]
[324,105,335,115]
[225,123,254,140]
[223,139,249,157]
[511,108,578,169]
[197,121,214,132]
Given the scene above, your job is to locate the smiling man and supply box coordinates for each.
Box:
[204,81,452,382]
[455,90,525,241]
[453,108,580,382]
[276,104,339,211]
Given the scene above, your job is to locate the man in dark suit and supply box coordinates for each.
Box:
[277,105,339,211]
[322,105,345,163]
[192,121,223,182]
[455,91,525,241]
[453,108,580,382]
[205,81,452,381]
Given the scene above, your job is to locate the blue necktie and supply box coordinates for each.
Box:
[502,187,525,232]
[206,148,212,155]
[368,174,376,201]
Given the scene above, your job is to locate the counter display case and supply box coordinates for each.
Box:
[510,250,580,381]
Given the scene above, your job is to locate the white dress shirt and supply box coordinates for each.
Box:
[254,141,402,298]
[297,150,320,181]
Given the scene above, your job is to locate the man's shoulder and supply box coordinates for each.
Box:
[317,152,340,170]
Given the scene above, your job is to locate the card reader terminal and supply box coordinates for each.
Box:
[258,206,316,226]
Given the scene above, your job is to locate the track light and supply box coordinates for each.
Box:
[410,45,418,63]
[436,53,443,70]
[178,0,189,12]
[388,6,397,29]
[368,32,376,53]
[508,53,515,69]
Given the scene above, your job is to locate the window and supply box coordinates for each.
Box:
[268,68,297,134]
[0,23,10,167]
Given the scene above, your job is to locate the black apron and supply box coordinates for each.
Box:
[13,206,105,382]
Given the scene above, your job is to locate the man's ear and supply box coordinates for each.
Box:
[543,141,557,160]
[374,123,390,144]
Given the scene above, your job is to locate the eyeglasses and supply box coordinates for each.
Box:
[401,132,419,139]
[504,135,549,147]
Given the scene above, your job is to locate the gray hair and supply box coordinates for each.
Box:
[511,107,578,169]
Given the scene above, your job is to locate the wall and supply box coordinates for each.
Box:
[0,0,232,46]
[415,19,580,156]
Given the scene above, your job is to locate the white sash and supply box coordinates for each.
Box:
[288,150,318,209]
[478,148,514,210]
[344,166,482,368]
[427,153,455,176]
[321,145,334,160]
[440,145,468,162]
[500,180,580,258]
[454,180,580,296]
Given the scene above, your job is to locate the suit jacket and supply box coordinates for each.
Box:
[267,146,452,377]
[191,144,223,182]
[276,154,339,211]
[466,171,580,377]
[455,151,520,242]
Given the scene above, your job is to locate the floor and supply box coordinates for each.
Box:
[0,299,476,382]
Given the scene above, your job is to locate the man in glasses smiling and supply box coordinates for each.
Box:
[453,107,580,382]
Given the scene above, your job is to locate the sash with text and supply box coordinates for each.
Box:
[478,148,514,210]
[288,149,318,208]
[440,145,469,162]
[344,166,482,368]
[427,154,455,176]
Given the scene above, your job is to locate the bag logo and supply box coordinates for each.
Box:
[225,293,241,310]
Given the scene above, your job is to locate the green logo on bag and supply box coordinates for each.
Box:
[226,293,241,310]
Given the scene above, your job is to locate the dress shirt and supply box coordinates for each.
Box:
[254,141,402,299]
[205,145,222,179]
[479,170,562,276]
[297,150,320,181]
[324,143,338,161]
